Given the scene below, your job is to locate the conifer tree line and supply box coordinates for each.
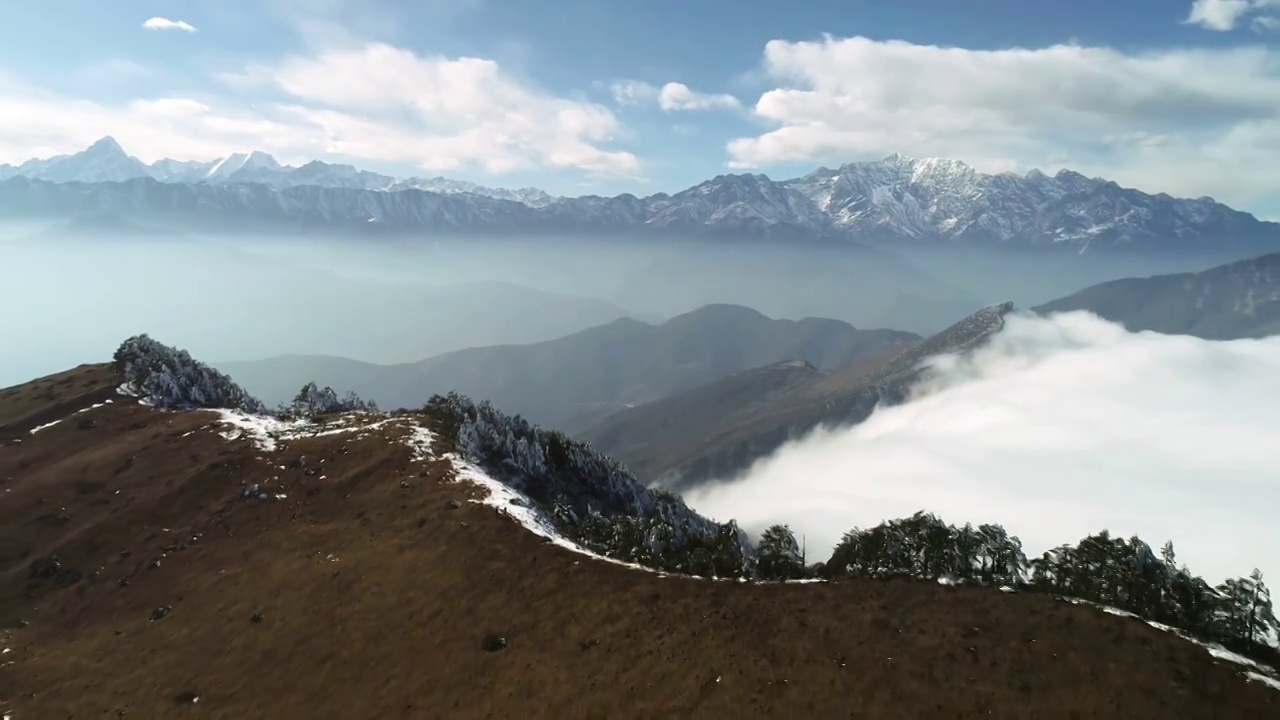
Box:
[425,392,1279,670]
[759,513,1277,668]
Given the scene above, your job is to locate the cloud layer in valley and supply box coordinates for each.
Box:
[684,312,1280,586]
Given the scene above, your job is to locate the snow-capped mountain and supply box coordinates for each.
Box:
[783,155,1271,249]
[0,138,557,207]
[1,138,1277,251]
[5,137,152,184]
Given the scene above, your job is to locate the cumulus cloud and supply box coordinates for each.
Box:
[657,82,741,112]
[0,42,639,177]
[1184,0,1280,31]
[611,80,740,112]
[142,17,197,32]
[726,35,1280,210]
[1185,0,1254,30]
[684,312,1280,586]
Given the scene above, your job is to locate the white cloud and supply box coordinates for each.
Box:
[142,17,197,32]
[0,42,640,177]
[611,80,740,112]
[685,312,1280,587]
[657,82,741,112]
[610,80,660,107]
[726,35,1280,209]
[1185,0,1253,30]
[1254,15,1280,30]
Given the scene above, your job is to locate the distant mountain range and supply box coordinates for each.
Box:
[1033,252,1280,339]
[2,137,1277,251]
[0,137,555,207]
[218,304,921,432]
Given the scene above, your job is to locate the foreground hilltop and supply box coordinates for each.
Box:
[1,341,1277,718]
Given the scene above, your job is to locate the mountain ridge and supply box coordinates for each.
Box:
[3,137,1276,251]
[578,302,1018,490]
[216,303,923,433]
[1033,251,1280,339]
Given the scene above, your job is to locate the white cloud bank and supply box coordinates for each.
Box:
[727,35,1280,210]
[611,80,740,112]
[142,17,197,33]
[0,43,639,177]
[685,312,1280,587]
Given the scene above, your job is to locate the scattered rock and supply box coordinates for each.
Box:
[28,555,61,580]
[172,690,200,705]
[76,417,97,430]
[447,499,462,510]
[481,634,508,652]
[400,480,410,488]
[150,605,172,622]
[579,638,600,651]
[251,612,265,623]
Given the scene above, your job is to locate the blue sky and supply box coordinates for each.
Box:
[0,0,1278,217]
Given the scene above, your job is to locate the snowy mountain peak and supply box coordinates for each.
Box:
[84,136,127,157]
[15,136,151,184]
[204,151,284,181]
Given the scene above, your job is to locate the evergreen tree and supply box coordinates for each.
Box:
[757,524,804,580]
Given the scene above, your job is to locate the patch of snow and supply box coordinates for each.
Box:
[403,425,436,462]
[115,382,138,397]
[1247,671,1280,691]
[28,419,62,434]
[214,410,306,452]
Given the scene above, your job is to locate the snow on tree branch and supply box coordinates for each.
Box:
[113,334,268,413]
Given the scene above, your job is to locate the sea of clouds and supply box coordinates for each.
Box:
[685,311,1280,585]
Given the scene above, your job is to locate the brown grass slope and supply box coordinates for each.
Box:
[0,367,1276,719]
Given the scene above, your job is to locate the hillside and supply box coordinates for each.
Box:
[579,302,1018,489]
[2,352,1278,718]
[218,304,921,432]
[1033,252,1280,339]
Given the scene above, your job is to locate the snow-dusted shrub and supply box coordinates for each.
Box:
[280,381,378,416]
[113,334,268,413]
[425,392,754,577]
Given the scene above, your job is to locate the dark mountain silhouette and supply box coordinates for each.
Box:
[1033,252,1280,339]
